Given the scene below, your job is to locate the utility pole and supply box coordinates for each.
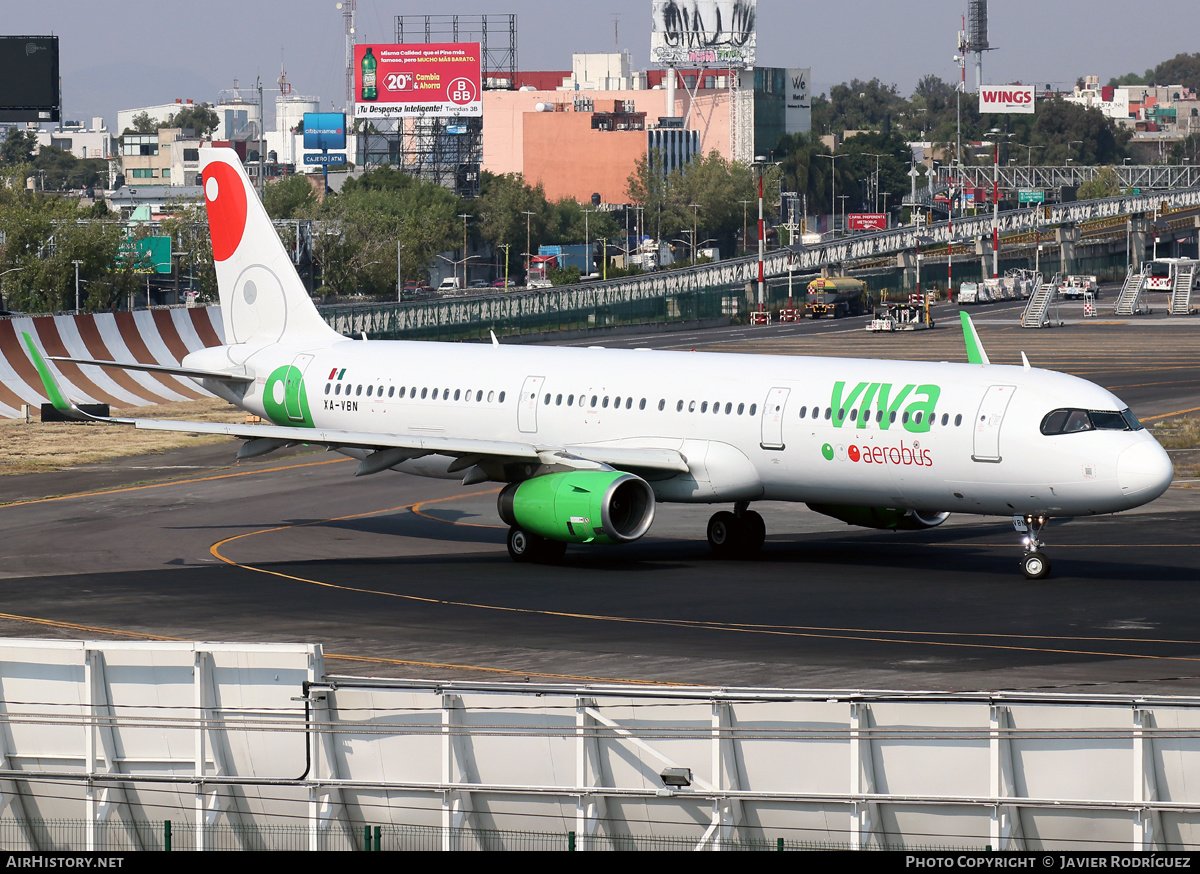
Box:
[396,240,403,302]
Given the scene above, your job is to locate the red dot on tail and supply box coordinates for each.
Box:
[203,161,248,262]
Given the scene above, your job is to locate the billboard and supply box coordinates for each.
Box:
[353,43,481,119]
[0,36,60,122]
[784,67,811,135]
[847,213,887,231]
[650,0,756,68]
[303,112,346,151]
[979,84,1036,114]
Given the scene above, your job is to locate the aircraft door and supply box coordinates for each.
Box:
[518,375,545,433]
[283,353,314,422]
[972,384,1016,462]
[760,387,790,450]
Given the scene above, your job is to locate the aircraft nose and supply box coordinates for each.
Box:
[1117,440,1174,503]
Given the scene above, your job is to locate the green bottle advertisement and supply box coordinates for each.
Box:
[361,47,377,101]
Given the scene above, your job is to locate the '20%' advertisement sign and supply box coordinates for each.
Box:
[354,43,481,119]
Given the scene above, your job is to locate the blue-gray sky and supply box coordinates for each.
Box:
[7,1,1199,129]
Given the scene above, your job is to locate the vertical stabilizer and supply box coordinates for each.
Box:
[201,149,339,346]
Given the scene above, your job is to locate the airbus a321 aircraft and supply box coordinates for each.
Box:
[27,149,1173,578]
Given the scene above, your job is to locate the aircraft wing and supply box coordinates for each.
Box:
[130,418,690,476]
[25,331,690,479]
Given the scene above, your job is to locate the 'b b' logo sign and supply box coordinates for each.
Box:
[448,78,477,106]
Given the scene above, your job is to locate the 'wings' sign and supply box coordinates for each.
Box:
[979,85,1036,114]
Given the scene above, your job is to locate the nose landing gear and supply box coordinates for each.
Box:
[1015,514,1051,579]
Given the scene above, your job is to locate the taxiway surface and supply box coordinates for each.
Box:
[3,297,1199,694]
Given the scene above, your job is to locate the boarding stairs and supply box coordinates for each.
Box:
[1020,272,1059,328]
[1169,264,1196,315]
[1114,266,1148,315]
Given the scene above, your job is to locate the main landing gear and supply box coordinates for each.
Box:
[506,527,567,563]
[1015,514,1051,580]
[707,502,766,558]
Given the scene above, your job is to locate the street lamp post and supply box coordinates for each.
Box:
[754,156,767,321]
[689,203,701,264]
[522,210,536,284]
[815,153,836,237]
[396,241,403,302]
[582,208,594,276]
[457,214,471,289]
[71,260,83,313]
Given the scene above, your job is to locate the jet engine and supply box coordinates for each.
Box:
[498,471,656,544]
[807,504,950,531]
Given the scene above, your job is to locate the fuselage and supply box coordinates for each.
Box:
[186,337,1174,520]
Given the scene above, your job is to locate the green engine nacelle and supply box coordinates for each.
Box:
[497,471,656,545]
[807,503,950,531]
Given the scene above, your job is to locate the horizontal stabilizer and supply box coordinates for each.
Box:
[47,355,254,384]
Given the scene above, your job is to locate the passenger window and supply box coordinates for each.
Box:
[876,410,884,423]
[544,393,550,404]
[701,402,709,413]
[749,404,757,416]
[889,411,896,423]
[940,413,947,426]
[443,389,450,400]
[676,400,684,412]
[487,391,494,402]
[556,394,562,406]
[400,387,406,398]
[421,388,428,399]
[455,389,462,401]
[688,400,696,413]
[475,391,482,402]
[849,408,857,421]
[659,400,666,411]
[324,384,331,395]
[914,411,923,424]
[725,403,732,414]
[499,391,506,403]
[603,396,610,408]
[568,395,574,406]
[334,384,342,396]
[824,408,831,420]
[738,403,745,415]
[626,398,633,409]
[388,387,395,398]
[356,385,363,396]
[954,414,962,426]
[640,399,647,410]
[614,396,621,407]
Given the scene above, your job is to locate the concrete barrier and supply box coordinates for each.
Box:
[0,307,224,418]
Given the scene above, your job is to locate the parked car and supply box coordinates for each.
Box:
[491,279,516,288]
[469,280,489,289]
[437,277,463,292]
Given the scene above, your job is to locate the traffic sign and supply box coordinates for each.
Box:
[1018,189,1044,204]
[304,153,346,165]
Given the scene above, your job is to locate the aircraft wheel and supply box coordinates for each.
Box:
[707,511,741,557]
[507,527,540,562]
[741,510,766,554]
[1020,551,1051,580]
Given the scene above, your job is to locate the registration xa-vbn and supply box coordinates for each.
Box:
[28,150,1173,578]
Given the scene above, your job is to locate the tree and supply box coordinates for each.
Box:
[476,172,551,267]
[306,167,460,296]
[0,128,36,166]
[122,112,158,136]
[1077,166,1122,200]
[1153,53,1200,93]
[32,145,107,190]
[165,103,220,138]
[263,174,317,220]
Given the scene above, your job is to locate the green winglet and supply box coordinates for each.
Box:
[959,311,990,366]
[21,332,71,412]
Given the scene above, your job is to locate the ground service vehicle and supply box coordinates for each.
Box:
[27,150,1174,580]
[806,277,871,318]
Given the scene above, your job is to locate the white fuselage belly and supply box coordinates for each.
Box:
[227,338,1165,519]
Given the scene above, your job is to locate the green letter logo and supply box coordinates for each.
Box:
[262,365,314,427]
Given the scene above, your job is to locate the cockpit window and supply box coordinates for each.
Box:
[1041,407,1143,435]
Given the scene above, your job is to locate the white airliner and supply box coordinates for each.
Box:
[27,149,1174,578]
